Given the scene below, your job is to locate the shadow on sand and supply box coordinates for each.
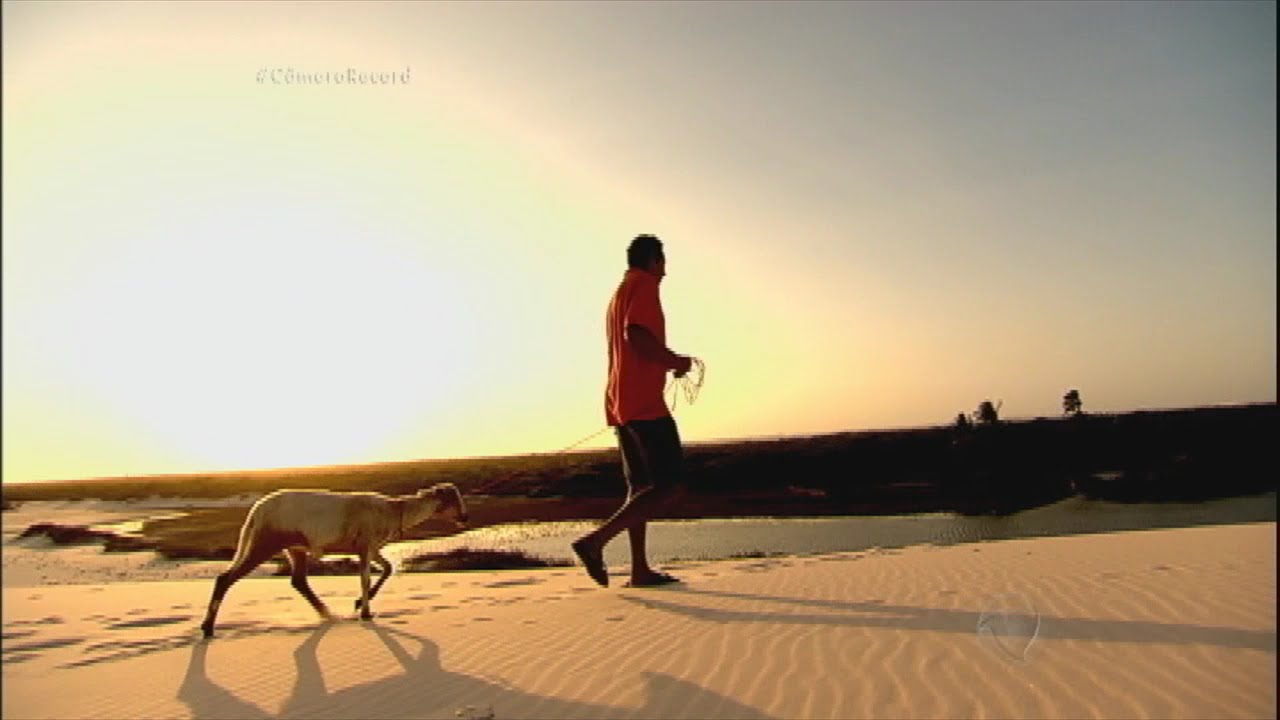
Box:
[619,587,1276,653]
[178,620,775,719]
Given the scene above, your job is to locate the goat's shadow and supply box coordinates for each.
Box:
[178,619,775,719]
[619,587,1276,652]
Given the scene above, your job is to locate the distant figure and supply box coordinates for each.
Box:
[572,234,694,588]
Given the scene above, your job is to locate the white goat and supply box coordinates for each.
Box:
[200,483,467,638]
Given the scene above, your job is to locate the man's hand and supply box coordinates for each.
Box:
[672,354,693,378]
[626,324,693,377]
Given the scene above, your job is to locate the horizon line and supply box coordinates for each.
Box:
[4,400,1274,487]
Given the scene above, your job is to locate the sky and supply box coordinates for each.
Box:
[3,1,1275,484]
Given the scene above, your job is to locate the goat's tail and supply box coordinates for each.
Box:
[226,498,267,570]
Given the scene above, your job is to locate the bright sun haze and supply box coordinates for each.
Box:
[3,1,1275,484]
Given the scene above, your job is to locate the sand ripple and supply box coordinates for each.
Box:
[1,522,1274,719]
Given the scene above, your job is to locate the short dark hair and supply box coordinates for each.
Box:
[627,234,664,269]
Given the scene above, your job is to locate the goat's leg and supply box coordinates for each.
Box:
[357,551,375,621]
[285,548,333,620]
[200,538,283,638]
[355,551,394,612]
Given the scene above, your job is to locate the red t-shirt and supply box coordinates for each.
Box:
[604,268,668,426]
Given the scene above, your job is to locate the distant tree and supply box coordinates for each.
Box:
[1063,389,1083,417]
[955,412,971,431]
[973,399,1002,426]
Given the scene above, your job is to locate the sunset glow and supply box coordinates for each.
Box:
[4,1,1275,483]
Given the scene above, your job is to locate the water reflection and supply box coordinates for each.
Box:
[388,492,1277,569]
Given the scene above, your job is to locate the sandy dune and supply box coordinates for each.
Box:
[2,522,1274,719]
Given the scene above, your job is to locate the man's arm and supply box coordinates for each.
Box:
[626,324,692,376]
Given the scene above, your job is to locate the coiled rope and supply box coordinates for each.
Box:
[666,357,706,412]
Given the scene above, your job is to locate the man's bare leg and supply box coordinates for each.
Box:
[574,486,681,587]
[573,486,666,586]
[628,522,651,575]
[590,485,672,545]
[625,522,679,586]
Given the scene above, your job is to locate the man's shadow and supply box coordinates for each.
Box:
[178,619,777,719]
[619,587,1276,652]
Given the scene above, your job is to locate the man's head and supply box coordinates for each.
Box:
[627,234,666,279]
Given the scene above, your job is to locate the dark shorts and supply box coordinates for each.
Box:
[616,415,684,492]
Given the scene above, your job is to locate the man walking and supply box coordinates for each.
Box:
[572,234,693,588]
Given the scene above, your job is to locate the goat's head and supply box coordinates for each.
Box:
[421,483,468,527]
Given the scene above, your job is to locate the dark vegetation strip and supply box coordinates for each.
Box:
[6,405,1276,562]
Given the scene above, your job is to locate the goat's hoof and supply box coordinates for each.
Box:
[359,611,374,622]
[200,624,213,638]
